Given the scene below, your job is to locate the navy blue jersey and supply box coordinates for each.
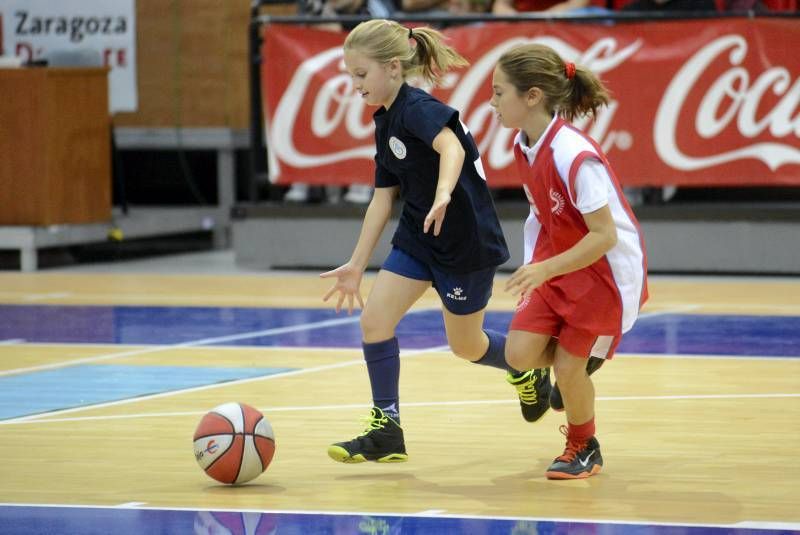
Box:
[373,84,509,274]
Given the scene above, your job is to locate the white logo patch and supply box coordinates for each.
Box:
[549,189,565,215]
[446,287,467,301]
[389,136,407,159]
[516,293,531,312]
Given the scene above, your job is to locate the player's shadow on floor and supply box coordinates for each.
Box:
[334,472,417,482]
[202,483,287,494]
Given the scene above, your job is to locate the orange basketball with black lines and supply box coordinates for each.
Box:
[193,402,276,484]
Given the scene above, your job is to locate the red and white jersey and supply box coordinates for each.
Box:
[514,116,648,334]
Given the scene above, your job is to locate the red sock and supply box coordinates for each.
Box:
[567,417,595,443]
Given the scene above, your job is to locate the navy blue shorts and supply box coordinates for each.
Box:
[381,247,496,315]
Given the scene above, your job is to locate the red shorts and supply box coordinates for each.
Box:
[510,288,621,359]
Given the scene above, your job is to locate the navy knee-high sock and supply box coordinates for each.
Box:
[363,337,400,421]
[474,329,519,374]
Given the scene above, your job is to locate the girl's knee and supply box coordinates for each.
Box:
[505,337,533,370]
[505,333,552,370]
[360,308,393,341]
[553,353,586,386]
[447,333,483,361]
[505,350,527,371]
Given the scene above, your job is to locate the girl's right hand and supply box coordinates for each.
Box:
[423,190,451,237]
[505,262,549,299]
[320,262,365,315]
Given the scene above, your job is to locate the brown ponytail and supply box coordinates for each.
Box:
[497,44,610,121]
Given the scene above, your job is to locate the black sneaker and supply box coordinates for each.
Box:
[545,425,603,479]
[550,356,605,412]
[327,407,408,463]
[506,368,552,422]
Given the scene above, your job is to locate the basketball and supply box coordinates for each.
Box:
[193,402,276,485]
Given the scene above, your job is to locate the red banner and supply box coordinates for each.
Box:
[262,19,800,187]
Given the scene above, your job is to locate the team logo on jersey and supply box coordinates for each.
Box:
[389,136,407,159]
[516,293,531,312]
[446,287,467,301]
[549,189,565,215]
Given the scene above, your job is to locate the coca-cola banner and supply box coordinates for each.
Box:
[262,19,799,187]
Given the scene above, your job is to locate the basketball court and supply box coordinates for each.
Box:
[0,260,798,533]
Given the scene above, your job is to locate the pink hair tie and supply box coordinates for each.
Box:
[565,62,576,80]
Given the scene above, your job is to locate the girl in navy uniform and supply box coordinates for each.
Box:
[321,19,550,463]
[491,44,648,479]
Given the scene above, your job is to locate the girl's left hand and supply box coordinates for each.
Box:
[424,191,451,236]
[505,263,549,298]
[320,262,365,315]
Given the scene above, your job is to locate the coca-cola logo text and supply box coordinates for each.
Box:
[270,36,640,170]
[264,20,800,186]
[655,34,800,171]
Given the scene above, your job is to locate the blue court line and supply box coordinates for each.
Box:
[0,305,799,357]
[0,365,293,420]
[0,505,796,535]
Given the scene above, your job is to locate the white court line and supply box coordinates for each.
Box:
[13,292,792,310]
[0,339,25,345]
[0,338,800,362]
[0,502,797,532]
[3,341,799,360]
[637,305,701,317]
[1,303,791,424]
[115,502,147,508]
[0,292,73,302]
[22,292,73,302]
[0,341,370,354]
[0,344,450,425]
[0,308,447,378]
[0,304,688,354]
[734,521,800,530]
[0,314,377,378]
[0,291,314,302]
[1,391,797,426]
[0,292,351,305]
[647,301,800,313]
[617,352,800,361]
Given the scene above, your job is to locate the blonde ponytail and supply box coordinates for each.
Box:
[344,19,468,87]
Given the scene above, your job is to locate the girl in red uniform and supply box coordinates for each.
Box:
[490,44,648,479]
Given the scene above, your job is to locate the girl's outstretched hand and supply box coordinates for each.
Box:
[505,263,549,299]
[424,191,451,236]
[320,262,365,315]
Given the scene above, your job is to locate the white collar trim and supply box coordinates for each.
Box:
[514,116,559,165]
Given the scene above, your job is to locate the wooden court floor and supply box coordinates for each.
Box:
[0,272,798,530]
